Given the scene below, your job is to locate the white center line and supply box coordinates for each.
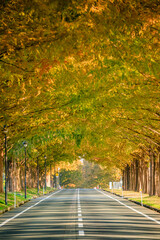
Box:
[77,189,85,236]
[78,223,83,227]
[79,230,85,236]
[0,190,62,228]
[97,189,160,225]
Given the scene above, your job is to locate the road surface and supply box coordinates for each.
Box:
[0,189,160,239]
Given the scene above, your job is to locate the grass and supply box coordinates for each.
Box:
[104,188,160,210]
[0,187,55,212]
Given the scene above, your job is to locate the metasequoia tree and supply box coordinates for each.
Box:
[0,1,159,192]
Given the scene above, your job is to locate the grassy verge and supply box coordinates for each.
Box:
[0,187,55,212]
[104,188,160,210]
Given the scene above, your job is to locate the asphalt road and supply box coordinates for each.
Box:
[0,189,160,239]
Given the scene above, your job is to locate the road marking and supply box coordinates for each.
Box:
[97,190,160,225]
[78,223,83,227]
[77,189,85,236]
[0,190,62,228]
[79,230,85,236]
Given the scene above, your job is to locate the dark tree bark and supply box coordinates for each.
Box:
[135,159,139,192]
[153,153,156,196]
[149,150,153,196]
[126,164,130,190]
[122,170,125,190]
[50,164,52,188]
[0,147,4,193]
[158,152,160,197]
[8,158,14,192]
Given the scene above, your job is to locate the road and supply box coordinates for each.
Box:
[0,189,160,239]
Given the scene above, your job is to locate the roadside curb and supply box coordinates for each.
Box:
[102,189,160,214]
[0,199,30,215]
[0,190,55,215]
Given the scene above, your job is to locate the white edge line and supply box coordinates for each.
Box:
[96,189,160,225]
[0,190,62,228]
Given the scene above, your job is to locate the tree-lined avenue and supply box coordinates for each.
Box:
[0,0,160,197]
[0,189,160,239]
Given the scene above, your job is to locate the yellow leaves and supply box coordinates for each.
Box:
[35,87,42,97]
[65,56,75,64]
[108,86,118,95]
[19,12,25,16]
[18,32,26,37]
[86,0,107,14]
[1,20,7,27]
[29,9,35,17]
[0,0,159,172]
[33,148,38,153]
[8,45,15,53]
[14,38,18,46]
[36,49,40,55]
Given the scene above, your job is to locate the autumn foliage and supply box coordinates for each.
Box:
[0,0,160,194]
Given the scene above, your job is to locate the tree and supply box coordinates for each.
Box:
[0,0,160,193]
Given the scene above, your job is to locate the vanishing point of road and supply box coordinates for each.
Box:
[0,189,160,239]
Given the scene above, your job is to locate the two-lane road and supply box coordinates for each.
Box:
[0,189,160,239]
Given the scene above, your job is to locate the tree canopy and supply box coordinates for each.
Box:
[0,0,160,171]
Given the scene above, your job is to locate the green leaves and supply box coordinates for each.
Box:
[0,0,159,173]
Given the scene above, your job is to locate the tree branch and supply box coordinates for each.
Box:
[0,59,34,72]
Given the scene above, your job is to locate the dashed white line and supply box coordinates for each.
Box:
[79,230,85,236]
[77,189,85,236]
[78,223,83,227]
[97,189,160,225]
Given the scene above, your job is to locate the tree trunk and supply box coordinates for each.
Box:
[122,170,125,190]
[0,146,4,193]
[149,151,153,196]
[143,161,147,193]
[139,159,143,191]
[158,152,160,197]
[130,163,133,191]
[37,158,39,194]
[153,153,156,196]
[8,158,14,192]
[20,166,24,190]
[126,164,130,190]
[50,164,52,187]
[133,160,136,191]
[135,159,139,192]
[155,159,159,196]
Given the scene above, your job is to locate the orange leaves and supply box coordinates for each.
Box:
[36,58,60,78]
